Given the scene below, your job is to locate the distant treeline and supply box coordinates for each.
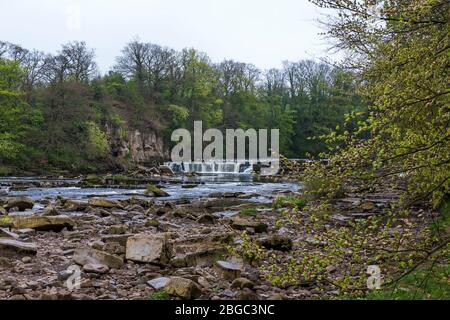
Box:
[0,40,365,172]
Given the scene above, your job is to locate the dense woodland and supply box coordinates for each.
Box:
[0,40,364,172]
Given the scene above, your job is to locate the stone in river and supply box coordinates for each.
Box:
[73,247,124,269]
[0,207,7,215]
[0,239,37,256]
[144,185,170,197]
[126,233,172,263]
[13,215,74,232]
[147,277,170,290]
[4,196,34,212]
[215,260,243,280]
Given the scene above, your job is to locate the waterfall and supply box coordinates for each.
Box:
[165,161,253,174]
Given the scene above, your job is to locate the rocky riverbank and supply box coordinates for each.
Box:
[0,173,438,300]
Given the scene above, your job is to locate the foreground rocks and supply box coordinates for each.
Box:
[126,233,172,264]
[73,247,124,269]
[0,239,37,256]
[1,177,415,301]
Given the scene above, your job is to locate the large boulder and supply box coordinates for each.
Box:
[0,239,37,256]
[4,197,34,211]
[73,247,124,269]
[126,233,172,263]
[13,215,74,232]
[144,185,169,197]
[88,198,123,209]
[164,277,202,300]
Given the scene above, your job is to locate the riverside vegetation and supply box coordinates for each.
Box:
[0,0,449,300]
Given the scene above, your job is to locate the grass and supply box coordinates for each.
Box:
[147,290,170,300]
[240,208,258,216]
[272,195,307,209]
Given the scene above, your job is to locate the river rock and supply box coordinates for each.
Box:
[126,233,172,263]
[82,263,110,274]
[13,215,75,232]
[215,260,243,280]
[147,277,170,290]
[0,207,7,215]
[229,216,268,233]
[40,205,59,216]
[165,277,202,300]
[145,185,170,197]
[88,198,122,209]
[73,247,124,269]
[0,228,19,239]
[4,197,34,211]
[0,239,37,256]
[64,200,88,211]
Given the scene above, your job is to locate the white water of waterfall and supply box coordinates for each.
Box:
[165,161,253,174]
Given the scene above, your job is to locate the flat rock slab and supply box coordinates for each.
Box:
[13,215,75,232]
[0,238,37,256]
[73,247,124,269]
[0,228,19,239]
[147,277,170,290]
[126,233,172,264]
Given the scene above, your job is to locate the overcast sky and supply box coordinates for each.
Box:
[0,0,331,73]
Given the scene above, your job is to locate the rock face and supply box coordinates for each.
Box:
[73,247,124,269]
[126,233,172,263]
[13,215,74,232]
[164,277,202,300]
[4,197,34,211]
[106,124,167,165]
[0,239,37,256]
